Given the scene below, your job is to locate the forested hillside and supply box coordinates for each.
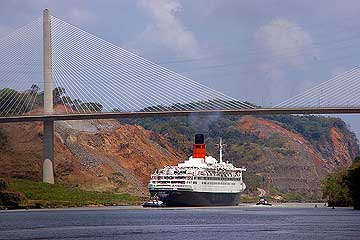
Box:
[123,114,359,199]
[1,85,359,200]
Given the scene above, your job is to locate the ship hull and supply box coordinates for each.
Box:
[150,190,241,207]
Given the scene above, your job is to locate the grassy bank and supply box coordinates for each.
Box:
[7,178,143,208]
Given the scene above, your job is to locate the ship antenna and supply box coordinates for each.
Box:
[220,138,223,163]
[216,138,226,163]
[218,138,226,163]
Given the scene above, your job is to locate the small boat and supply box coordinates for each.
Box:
[256,197,272,206]
[143,195,165,207]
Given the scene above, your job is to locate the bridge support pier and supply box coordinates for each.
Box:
[43,120,54,184]
[42,9,55,184]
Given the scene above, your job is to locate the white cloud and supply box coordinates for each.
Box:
[256,62,289,103]
[255,18,317,67]
[254,18,319,103]
[134,0,201,57]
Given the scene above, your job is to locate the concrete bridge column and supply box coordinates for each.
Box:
[43,120,54,184]
[42,9,54,184]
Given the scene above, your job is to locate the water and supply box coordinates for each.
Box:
[1,204,360,240]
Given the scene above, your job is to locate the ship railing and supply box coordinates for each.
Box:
[153,184,193,190]
[233,167,247,171]
[154,173,193,177]
[152,180,192,185]
[152,175,194,180]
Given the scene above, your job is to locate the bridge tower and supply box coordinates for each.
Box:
[42,9,55,184]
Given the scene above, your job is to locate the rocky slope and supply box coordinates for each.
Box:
[236,116,357,197]
[0,112,358,200]
[0,119,183,196]
[125,114,359,199]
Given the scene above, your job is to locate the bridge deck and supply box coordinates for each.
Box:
[0,107,360,123]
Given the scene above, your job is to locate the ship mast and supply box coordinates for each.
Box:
[218,138,226,163]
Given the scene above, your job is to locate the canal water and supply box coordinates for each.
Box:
[0,204,359,240]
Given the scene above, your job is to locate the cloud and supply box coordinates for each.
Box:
[255,18,317,67]
[256,62,289,104]
[253,18,319,103]
[133,0,201,57]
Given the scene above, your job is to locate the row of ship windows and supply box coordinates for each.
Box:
[155,177,241,181]
[202,182,235,185]
[157,176,188,179]
[152,181,236,185]
[195,177,241,181]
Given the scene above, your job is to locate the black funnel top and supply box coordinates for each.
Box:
[195,134,204,144]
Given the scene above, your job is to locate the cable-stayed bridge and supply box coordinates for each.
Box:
[1,10,360,183]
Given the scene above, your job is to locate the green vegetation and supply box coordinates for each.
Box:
[242,173,262,192]
[283,192,307,202]
[109,172,127,187]
[122,115,267,162]
[123,114,358,201]
[123,114,356,163]
[7,178,141,208]
[134,99,253,112]
[347,157,360,209]
[0,86,103,116]
[321,157,360,209]
[321,167,351,207]
[0,128,7,148]
[240,195,259,203]
[0,178,25,209]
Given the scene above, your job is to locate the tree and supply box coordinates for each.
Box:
[61,96,73,106]
[0,128,7,149]
[346,157,360,210]
[53,87,65,104]
[321,167,352,207]
[80,102,103,112]
[72,99,83,111]
[30,84,40,94]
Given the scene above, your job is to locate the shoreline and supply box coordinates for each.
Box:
[1,202,351,212]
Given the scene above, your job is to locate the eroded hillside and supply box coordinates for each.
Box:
[0,119,183,196]
[0,114,358,200]
[236,116,356,197]
[124,114,359,199]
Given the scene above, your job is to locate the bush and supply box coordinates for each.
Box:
[0,178,9,191]
[347,158,360,209]
[0,191,25,207]
[0,128,7,149]
[322,167,352,207]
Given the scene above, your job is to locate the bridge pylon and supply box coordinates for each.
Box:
[42,9,54,184]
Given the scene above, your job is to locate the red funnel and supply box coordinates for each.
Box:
[193,134,206,159]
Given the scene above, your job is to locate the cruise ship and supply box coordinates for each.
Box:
[147,134,246,206]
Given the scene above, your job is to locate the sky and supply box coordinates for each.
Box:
[1,0,360,136]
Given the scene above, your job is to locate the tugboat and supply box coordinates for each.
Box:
[256,197,272,206]
[146,134,246,207]
[142,194,165,207]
